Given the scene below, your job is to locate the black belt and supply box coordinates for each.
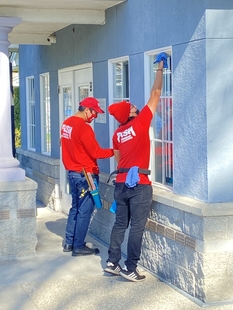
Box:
[107,167,151,183]
[69,171,98,178]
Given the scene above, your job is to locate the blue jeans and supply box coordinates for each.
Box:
[65,171,99,249]
[108,183,152,271]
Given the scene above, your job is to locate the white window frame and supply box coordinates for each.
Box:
[26,76,36,151]
[144,47,173,188]
[108,56,130,172]
[40,73,51,156]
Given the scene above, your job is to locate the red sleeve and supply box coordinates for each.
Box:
[136,105,153,130]
[80,125,113,159]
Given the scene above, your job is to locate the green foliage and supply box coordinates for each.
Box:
[13,86,21,147]
[15,127,21,148]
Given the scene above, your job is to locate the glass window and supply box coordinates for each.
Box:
[26,77,35,151]
[63,87,72,119]
[40,73,51,155]
[109,58,130,127]
[79,85,89,102]
[108,57,130,171]
[149,51,173,186]
[113,60,129,101]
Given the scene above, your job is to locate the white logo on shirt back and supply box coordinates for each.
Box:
[117,126,136,143]
[61,124,73,139]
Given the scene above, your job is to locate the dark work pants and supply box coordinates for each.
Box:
[65,171,98,249]
[108,183,152,271]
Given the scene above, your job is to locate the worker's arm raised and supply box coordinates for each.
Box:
[147,52,168,116]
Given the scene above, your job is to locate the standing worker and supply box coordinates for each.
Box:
[104,53,167,281]
[61,97,114,256]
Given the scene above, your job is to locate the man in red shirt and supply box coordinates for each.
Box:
[104,55,166,281]
[61,97,114,256]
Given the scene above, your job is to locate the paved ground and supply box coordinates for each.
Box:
[0,205,233,310]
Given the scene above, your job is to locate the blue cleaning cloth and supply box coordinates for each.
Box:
[109,200,117,213]
[125,166,140,188]
[153,52,168,69]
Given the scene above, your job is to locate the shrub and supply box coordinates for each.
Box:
[15,127,21,148]
[13,86,21,147]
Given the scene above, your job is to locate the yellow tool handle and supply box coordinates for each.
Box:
[87,172,96,190]
[82,168,92,189]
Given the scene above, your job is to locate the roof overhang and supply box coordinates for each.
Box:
[0,0,126,45]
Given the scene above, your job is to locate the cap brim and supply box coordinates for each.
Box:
[94,107,105,114]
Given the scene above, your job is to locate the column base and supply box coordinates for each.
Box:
[0,177,38,260]
[0,167,25,181]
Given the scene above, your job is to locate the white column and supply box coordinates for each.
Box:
[0,17,25,181]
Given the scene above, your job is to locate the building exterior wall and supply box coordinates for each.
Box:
[93,181,233,305]
[18,0,233,203]
[17,149,60,209]
[17,0,233,305]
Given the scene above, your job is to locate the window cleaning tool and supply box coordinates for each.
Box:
[82,168,102,209]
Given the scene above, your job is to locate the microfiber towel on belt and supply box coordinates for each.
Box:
[125,166,140,188]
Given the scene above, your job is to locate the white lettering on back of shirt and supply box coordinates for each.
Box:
[117,126,136,143]
[61,124,73,139]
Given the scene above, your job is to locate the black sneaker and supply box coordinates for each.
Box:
[120,267,146,282]
[104,262,122,275]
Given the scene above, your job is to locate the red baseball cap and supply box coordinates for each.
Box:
[79,97,104,114]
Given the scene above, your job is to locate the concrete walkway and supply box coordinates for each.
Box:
[1,206,233,310]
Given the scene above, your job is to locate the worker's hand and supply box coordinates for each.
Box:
[153,52,169,69]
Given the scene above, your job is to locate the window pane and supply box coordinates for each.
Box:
[110,58,130,171]
[154,141,163,183]
[113,60,129,100]
[40,74,51,155]
[27,77,35,150]
[150,52,173,186]
[63,87,72,118]
[164,142,173,185]
[79,85,89,101]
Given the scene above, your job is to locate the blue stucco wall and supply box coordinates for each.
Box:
[206,38,233,202]
[19,0,233,202]
[173,40,208,201]
[206,8,233,202]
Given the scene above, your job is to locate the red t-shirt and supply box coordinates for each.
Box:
[113,105,153,184]
[61,116,113,174]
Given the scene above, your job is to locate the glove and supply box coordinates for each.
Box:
[153,52,169,69]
